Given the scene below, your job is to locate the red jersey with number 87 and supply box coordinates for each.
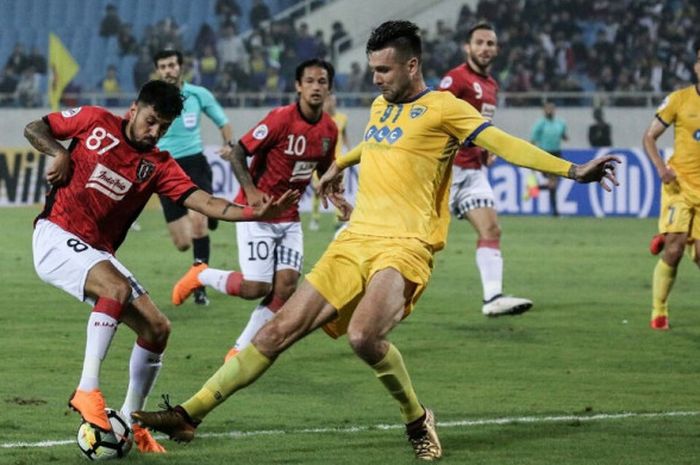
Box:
[439,63,498,169]
[236,103,337,222]
[38,106,197,253]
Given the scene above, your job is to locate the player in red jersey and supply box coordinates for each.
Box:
[439,22,533,317]
[171,59,350,361]
[24,80,296,453]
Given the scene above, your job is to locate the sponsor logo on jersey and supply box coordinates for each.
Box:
[410,105,427,119]
[61,107,82,118]
[182,112,197,129]
[85,163,132,200]
[439,76,453,89]
[364,125,404,144]
[253,124,269,140]
[136,159,155,182]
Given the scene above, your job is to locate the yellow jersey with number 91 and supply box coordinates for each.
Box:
[656,85,700,192]
[346,89,491,251]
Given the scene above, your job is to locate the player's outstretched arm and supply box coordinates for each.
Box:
[24,119,72,185]
[183,189,300,222]
[474,126,620,190]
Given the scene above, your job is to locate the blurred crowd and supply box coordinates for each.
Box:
[0,0,698,107]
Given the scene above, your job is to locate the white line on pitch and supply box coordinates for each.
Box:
[2,410,698,449]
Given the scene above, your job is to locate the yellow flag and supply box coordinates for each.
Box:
[48,33,79,111]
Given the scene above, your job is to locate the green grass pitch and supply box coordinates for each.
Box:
[1,206,698,464]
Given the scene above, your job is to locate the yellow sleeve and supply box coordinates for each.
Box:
[474,126,573,177]
[441,92,488,142]
[655,91,678,126]
[336,142,363,169]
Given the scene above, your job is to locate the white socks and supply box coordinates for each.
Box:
[234,306,275,351]
[199,268,234,294]
[78,311,119,391]
[476,246,503,302]
[120,343,163,423]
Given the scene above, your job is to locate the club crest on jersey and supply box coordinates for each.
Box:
[321,137,331,154]
[439,76,452,89]
[253,124,269,140]
[694,129,700,141]
[410,105,427,119]
[136,159,155,182]
[61,107,82,118]
[86,163,132,200]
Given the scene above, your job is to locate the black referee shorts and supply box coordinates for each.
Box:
[159,153,213,223]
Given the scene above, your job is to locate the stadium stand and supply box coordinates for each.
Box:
[0,0,697,107]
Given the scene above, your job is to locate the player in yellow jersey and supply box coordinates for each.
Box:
[643,43,700,331]
[133,21,618,461]
[309,93,352,231]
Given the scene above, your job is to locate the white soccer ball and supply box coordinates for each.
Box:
[76,408,133,461]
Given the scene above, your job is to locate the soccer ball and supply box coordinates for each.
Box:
[76,408,133,460]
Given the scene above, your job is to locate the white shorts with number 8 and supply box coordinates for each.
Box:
[32,219,146,305]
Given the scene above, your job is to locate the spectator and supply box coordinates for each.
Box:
[194,23,218,58]
[0,67,18,106]
[295,23,318,62]
[99,4,122,38]
[215,0,241,27]
[100,65,121,107]
[588,107,612,147]
[199,44,219,89]
[330,21,350,58]
[214,69,237,106]
[118,23,138,56]
[133,47,155,90]
[5,43,29,74]
[314,30,329,60]
[15,66,40,107]
[249,0,271,30]
[345,61,363,92]
[218,23,248,75]
[27,47,47,74]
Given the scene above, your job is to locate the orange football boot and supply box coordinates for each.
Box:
[68,388,111,431]
[171,262,208,306]
[132,423,166,453]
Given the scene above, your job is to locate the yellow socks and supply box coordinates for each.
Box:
[652,259,676,317]
[372,343,424,424]
[182,344,272,421]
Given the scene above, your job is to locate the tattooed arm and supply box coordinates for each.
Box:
[182,189,300,222]
[24,119,71,185]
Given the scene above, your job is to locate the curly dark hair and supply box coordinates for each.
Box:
[366,20,422,62]
[136,80,184,121]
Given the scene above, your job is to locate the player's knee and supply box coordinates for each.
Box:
[251,321,286,356]
[664,243,685,266]
[346,327,380,359]
[173,238,190,252]
[480,223,501,240]
[138,315,171,353]
[275,282,297,302]
[240,281,272,300]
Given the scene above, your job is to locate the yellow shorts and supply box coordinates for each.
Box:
[305,230,434,339]
[658,181,700,239]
